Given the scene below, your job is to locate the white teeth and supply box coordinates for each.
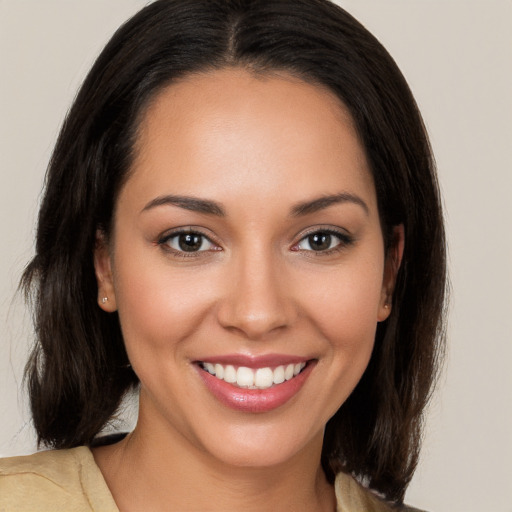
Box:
[236,366,254,388]
[201,361,307,390]
[273,365,285,384]
[214,363,224,380]
[284,364,294,381]
[224,365,237,383]
[254,367,274,389]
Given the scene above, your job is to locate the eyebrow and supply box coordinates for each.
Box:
[291,193,369,216]
[141,195,226,216]
[141,192,368,217]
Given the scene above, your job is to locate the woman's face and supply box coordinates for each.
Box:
[96,68,397,468]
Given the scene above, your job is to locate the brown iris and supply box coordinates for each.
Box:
[178,233,203,251]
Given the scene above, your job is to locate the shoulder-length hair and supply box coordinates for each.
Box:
[22,0,446,504]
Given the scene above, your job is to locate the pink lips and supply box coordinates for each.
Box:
[195,355,315,413]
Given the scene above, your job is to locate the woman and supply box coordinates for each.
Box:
[0,1,446,511]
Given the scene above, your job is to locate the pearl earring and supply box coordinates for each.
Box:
[101,297,108,304]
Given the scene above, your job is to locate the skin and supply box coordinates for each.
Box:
[93,68,403,512]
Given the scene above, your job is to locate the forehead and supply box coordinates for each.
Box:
[125,68,376,214]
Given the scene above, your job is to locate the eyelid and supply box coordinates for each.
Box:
[291,226,355,253]
[155,225,354,257]
[157,227,221,255]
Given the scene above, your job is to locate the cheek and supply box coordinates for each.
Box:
[294,256,384,404]
[298,258,384,342]
[112,251,219,361]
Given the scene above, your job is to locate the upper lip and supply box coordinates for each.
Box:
[194,354,313,369]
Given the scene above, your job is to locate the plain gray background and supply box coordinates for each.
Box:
[1,2,511,511]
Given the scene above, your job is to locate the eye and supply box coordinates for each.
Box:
[295,230,352,252]
[159,231,217,254]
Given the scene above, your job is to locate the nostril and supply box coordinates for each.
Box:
[216,303,292,340]
[214,259,297,339]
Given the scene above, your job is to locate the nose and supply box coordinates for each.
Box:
[216,248,295,340]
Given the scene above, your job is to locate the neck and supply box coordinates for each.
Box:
[93,395,335,512]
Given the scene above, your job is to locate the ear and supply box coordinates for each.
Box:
[377,224,405,322]
[94,229,117,312]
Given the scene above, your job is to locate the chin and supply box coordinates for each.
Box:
[194,420,324,470]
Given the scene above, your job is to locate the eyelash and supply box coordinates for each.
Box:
[157,227,354,258]
[291,228,355,256]
[157,228,220,258]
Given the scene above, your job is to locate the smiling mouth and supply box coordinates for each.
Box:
[198,361,308,390]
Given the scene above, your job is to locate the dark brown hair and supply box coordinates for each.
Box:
[22,0,446,504]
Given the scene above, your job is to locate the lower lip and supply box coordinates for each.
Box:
[196,362,315,413]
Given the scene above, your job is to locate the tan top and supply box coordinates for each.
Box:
[0,447,422,511]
